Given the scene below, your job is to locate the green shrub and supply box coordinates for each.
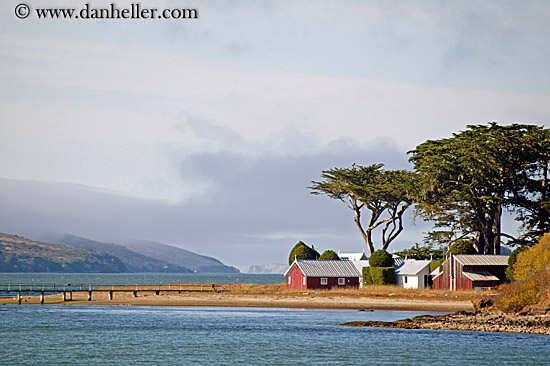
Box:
[429,258,444,273]
[288,241,320,264]
[363,266,395,285]
[449,239,477,255]
[363,267,373,285]
[318,250,340,260]
[369,250,394,267]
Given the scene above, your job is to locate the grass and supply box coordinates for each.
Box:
[210,283,481,301]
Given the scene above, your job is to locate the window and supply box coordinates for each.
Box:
[338,278,345,286]
[320,278,328,285]
[288,277,291,285]
[404,276,408,284]
[303,277,306,286]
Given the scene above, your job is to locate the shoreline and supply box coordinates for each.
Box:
[342,311,550,335]
[0,290,473,313]
[4,289,549,334]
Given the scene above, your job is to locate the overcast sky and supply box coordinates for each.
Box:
[1,1,550,267]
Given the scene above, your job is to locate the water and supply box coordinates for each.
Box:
[0,272,286,287]
[1,273,549,365]
[0,305,548,365]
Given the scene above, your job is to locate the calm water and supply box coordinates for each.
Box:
[0,273,286,287]
[1,305,549,365]
[1,273,549,365]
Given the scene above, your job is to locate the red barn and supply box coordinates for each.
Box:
[433,254,509,290]
[284,260,361,290]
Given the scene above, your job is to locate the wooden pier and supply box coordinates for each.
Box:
[0,283,224,304]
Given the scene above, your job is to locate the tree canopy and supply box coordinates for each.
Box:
[369,249,394,267]
[288,241,319,265]
[309,164,415,255]
[394,243,443,260]
[409,123,550,254]
[309,123,550,256]
[318,250,340,260]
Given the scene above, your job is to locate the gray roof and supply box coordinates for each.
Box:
[462,271,500,281]
[394,260,432,276]
[284,260,361,277]
[454,255,509,266]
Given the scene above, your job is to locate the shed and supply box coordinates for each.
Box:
[394,260,433,289]
[284,260,361,290]
[433,254,509,290]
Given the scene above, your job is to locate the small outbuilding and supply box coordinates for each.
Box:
[394,260,433,289]
[433,254,509,290]
[284,260,361,290]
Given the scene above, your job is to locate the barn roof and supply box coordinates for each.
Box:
[454,255,509,266]
[394,260,432,276]
[284,260,361,277]
[462,271,500,282]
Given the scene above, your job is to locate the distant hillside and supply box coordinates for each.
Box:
[0,233,126,272]
[40,234,193,273]
[241,264,287,274]
[123,240,239,273]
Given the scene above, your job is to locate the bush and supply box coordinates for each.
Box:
[449,239,477,255]
[495,234,550,313]
[288,241,320,265]
[429,258,444,273]
[363,267,396,285]
[318,250,340,260]
[363,267,372,285]
[369,250,394,267]
[513,234,550,281]
[495,271,550,313]
[506,246,528,281]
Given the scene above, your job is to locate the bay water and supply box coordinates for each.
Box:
[1,273,549,365]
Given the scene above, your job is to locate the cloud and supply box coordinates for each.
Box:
[0,137,419,266]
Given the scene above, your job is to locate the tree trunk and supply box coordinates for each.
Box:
[473,231,484,254]
[353,206,375,255]
[492,205,501,255]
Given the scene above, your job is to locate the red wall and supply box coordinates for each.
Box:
[287,266,307,290]
[286,266,359,290]
[433,257,504,290]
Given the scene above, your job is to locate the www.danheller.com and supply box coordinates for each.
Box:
[14,3,198,20]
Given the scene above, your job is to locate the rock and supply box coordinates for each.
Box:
[472,297,493,311]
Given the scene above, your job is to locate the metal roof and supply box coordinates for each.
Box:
[392,256,404,267]
[454,255,509,266]
[394,260,432,276]
[462,271,500,282]
[284,260,361,277]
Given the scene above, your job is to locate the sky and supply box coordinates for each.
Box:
[1,0,550,268]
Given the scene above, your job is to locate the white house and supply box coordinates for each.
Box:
[394,259,433,289]
[338,251,368,261]
[338,252,369,287]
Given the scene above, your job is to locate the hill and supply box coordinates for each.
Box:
[122,239,239,273]
[0,233,126,272]
[39,234,193,273]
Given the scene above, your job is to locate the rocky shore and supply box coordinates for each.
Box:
[342,310,550,334]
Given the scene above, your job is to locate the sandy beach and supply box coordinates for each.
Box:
[0,286,474,313]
